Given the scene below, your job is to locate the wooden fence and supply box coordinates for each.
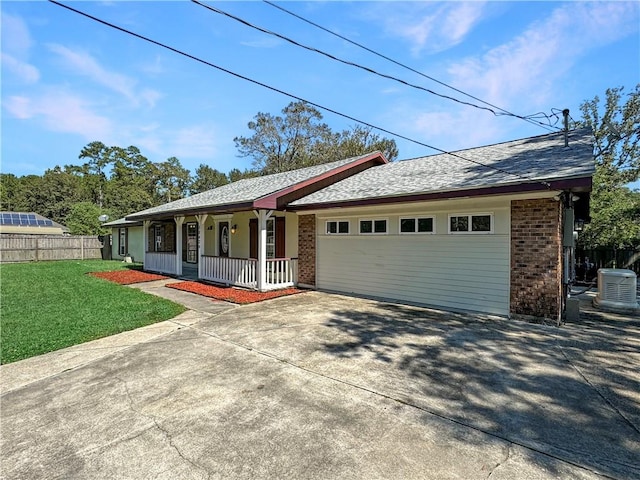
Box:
[0,235,103,263]
[575,247,640,280]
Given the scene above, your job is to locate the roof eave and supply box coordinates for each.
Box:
[289,175,593,211]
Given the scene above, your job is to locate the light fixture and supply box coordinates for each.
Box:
[231,224,237,234]
[574,219,585,232]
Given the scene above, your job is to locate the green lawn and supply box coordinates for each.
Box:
[0,260,185,364]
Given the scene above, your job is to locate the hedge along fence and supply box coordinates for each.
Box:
[0,235,103,263]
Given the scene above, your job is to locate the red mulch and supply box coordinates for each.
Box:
[89,270,169,285]
[166,281,302,304]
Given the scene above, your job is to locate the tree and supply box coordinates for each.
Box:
[234,101,398,174]
[78,141,111,208]
[0,174,21,211]
[153,157,191,203]
[577,85,640,249]
[66,202,112,235]
[190,165,229,194]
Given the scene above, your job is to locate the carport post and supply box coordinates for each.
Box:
[255,209,273,291]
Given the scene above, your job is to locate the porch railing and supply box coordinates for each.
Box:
[145,252,177,275]
[201,256,257,288]
[265,258,298,289]
[200,256,298,290]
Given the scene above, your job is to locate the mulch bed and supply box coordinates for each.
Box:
[89,270,169,285]
[166,281,302,304]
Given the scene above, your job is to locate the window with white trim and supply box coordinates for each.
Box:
[359,219,387,234]
[448,214,493,233]
[266,218,275,258]
[118,227,127,255]
[326,220,349,235]
[399,217,435,234]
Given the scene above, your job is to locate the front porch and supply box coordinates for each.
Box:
[145,252,298,290]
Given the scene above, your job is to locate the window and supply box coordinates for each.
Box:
[118,227,127,256]
[360,219,387,234]
[448,214,493,234]
[148,222,176,252]
[326,220,349,235]
[266,218,275,259]
[400,217,434,234]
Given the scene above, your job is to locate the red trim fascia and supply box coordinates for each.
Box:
[252,152,388,210]
[289,176,592,211]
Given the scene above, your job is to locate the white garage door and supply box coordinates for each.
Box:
[317,232,510,316]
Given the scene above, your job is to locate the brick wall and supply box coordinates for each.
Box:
[297,214,316,286]
[511,198,562,320]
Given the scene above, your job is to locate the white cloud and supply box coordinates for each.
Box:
[1,12,33,57]
[1,13,39,83]
[47,43,136,99]
[47,43,162,108]
[4,91,112,140]
[368,2,486,55]
[1,53,40,83]
[170,125,218,159]
[447,2,640,108]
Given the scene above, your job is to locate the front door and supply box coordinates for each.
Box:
[219,221,230,257]
[186,223,198,263]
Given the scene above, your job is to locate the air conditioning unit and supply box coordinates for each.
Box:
[594,269,639,313]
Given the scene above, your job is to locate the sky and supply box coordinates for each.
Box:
[2,1,639,187]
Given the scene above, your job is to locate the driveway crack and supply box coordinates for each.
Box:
[486,443,511,479]
[117,377,212,480]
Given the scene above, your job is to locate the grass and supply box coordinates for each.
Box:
[0,260,186,364]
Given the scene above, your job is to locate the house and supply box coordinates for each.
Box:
[0,212,69,235]
[126,128,594,321]
[102,217,145,262]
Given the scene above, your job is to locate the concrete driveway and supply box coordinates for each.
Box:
[1,291,639,479]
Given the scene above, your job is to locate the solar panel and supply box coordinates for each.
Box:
[28,219,38,225]
[37,219,46,225]
[44,220,53,226]
[27,214,36,220]
[10,214,19,219]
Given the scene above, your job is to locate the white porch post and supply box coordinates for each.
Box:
[255,209,273,291]
[143,220,149,270]
[196,214,208,279]
[175,215,185,276]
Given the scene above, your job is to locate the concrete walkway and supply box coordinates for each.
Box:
[1,287,638,479]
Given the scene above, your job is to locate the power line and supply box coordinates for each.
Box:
[263,0,561,133]
[193,0,511,120]
[48,0,551,189]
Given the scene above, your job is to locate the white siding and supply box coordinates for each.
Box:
[316,203,510,315]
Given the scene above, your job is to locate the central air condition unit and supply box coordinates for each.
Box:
[594,269,639,313]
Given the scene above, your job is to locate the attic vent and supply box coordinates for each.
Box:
[594,269,638,313]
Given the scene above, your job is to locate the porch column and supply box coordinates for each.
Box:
[143,220,149,271]
[255,209,273,291]
[175,215,185,276]
[196,214,208,279]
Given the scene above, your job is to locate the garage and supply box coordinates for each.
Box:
[314,203,511,316]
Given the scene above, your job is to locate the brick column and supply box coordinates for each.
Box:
[510,198,562,320]
[297,214,316,287]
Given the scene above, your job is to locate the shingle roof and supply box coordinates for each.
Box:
[126,153,383,219]
[291,128,594,207]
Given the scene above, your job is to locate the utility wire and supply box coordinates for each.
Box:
[49,0,551,189]
[193,0,513,121]
[263,0,561,132]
